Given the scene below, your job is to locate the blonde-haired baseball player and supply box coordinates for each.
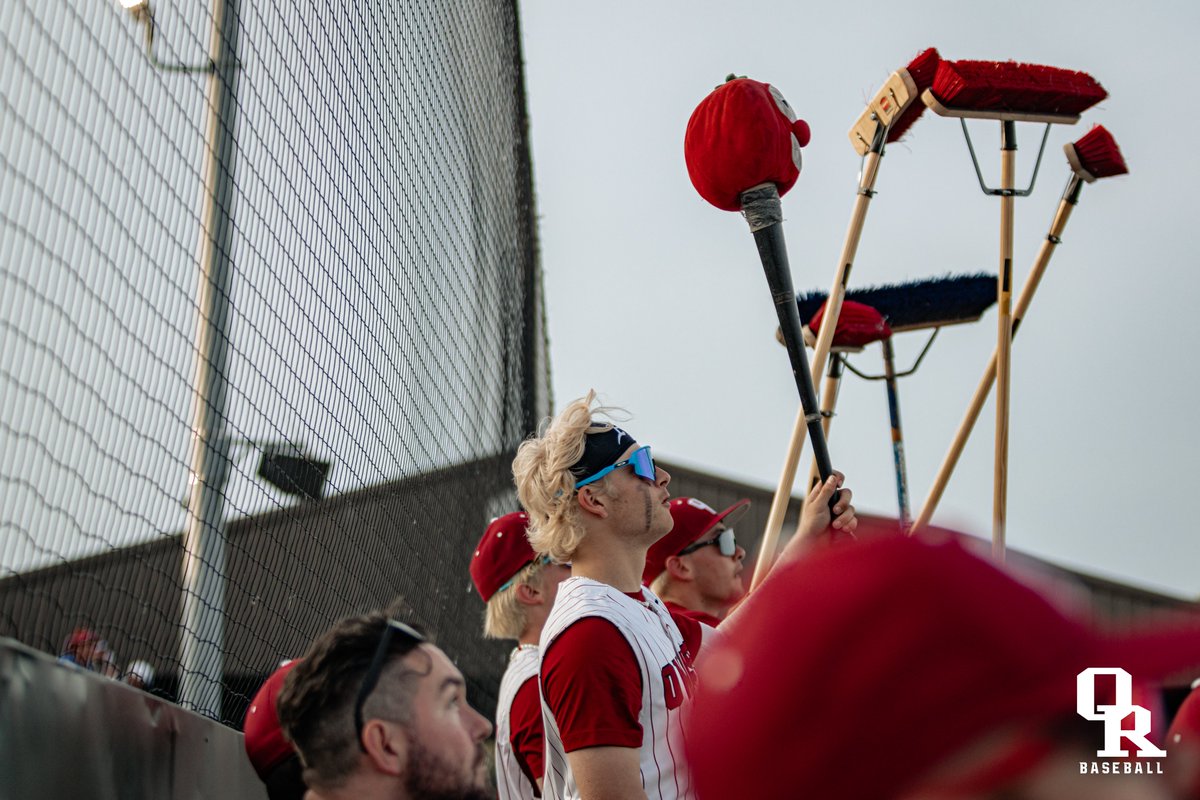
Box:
[513,391,855,800]
[470,511,570,798]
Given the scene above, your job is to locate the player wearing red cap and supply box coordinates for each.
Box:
[244,660,307,800]
[685,527,1200,800]
[642,497,751,626]
[512,391,854,800]
[58,626,101,669]
[470,511,571,798]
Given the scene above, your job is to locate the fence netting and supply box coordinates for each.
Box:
[0,0,547,724]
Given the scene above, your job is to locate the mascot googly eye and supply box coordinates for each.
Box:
[684,77,811,212]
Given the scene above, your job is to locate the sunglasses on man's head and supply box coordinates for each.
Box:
[679,527,738,557]
[354,619,426,751]
[575,445,657,488]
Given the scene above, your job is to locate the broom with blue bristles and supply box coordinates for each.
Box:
[795,274,996,526]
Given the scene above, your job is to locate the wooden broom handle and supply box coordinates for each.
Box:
[805,357,844,498]
[911,179,1080,533]
[993,121,1016,560]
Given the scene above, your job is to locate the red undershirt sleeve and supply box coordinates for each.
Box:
[668,608,705,666]
[508,675,545,794]
[540,617,643,752]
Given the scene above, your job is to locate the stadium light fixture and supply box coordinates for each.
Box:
[256,447,332,501]
[180,439,332,505]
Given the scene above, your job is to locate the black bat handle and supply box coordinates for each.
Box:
[742,184,840,514]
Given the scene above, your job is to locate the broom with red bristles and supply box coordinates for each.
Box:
[751,49,940,590]
[808,48,940,387]
[921,59,1107,559]
[849,47,942,155]
[910,125,1127,535]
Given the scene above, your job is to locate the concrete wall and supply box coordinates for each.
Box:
[0,638,265,800]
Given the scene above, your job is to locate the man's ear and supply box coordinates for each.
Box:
[361,718,408,777]
[514,580,542,607]
[576,484,609,519]
[664,554,692,582]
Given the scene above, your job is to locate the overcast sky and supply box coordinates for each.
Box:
[519,0,1200,597]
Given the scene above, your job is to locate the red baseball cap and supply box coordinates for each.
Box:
[244,660,299,781]
[470,512,537,602]
[65,627,99,649]
[685,526,1200,800]
[642,497,749,585]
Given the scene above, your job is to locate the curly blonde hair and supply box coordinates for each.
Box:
[513,391,624,563]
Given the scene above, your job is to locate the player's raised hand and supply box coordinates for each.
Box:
[789,472,856,555]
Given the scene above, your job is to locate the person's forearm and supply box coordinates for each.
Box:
[569,746,647,800]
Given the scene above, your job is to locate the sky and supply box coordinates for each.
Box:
[519,0,1200,597]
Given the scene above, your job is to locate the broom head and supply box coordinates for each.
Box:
[849,48,941,155]
[797,273,997,333]
[924,59,1107,124]
[1064,124,1128,183]
[885,48,942,144]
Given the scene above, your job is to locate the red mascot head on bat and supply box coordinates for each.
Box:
[684,77,812,212]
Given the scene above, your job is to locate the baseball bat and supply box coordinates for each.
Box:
[743,183,837,589]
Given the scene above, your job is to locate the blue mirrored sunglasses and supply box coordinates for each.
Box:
[679,527,737,557]
[575,445,657,488]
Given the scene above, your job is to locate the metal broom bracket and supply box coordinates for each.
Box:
[839,328,941,380]
[958,120,1051,197]
[856,122,889,198]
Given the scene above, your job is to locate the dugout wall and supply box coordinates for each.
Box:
[0,638,266,800]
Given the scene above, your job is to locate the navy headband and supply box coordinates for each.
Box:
[569,425,637,482]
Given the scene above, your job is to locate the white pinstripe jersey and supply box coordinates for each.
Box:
[539,577,698,800]
[496,645,542,800]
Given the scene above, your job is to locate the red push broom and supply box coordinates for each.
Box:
[910,125,1127,534]
[685,77,841,579]
[921,59,1106,558]
[752,49,940,589]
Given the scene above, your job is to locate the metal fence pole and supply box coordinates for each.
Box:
[179,0,239,719]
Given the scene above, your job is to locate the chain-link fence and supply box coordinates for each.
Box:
[0,0,547,724]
